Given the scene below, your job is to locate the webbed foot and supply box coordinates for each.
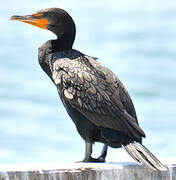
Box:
[77,156,105,163]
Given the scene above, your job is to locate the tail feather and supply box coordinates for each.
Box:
[124,144,142,165]
[123,142,167,171]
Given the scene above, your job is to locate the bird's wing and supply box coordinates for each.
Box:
[51,52,145,140]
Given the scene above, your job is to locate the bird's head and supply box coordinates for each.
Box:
[11,8,76,49]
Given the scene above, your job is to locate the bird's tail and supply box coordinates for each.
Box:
[123,142,167,171]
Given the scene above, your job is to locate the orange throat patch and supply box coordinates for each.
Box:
[22,17,49,30]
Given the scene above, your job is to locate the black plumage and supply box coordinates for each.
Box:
[11,8,167,171]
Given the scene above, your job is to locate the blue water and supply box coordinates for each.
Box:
[0,0,176,164]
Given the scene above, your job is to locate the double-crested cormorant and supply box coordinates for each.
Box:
[11,8,166,171]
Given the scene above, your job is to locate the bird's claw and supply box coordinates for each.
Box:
[76,156,105,163]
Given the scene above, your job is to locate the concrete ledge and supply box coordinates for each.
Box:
[0,162,175,180]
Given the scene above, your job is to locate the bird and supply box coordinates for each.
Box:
[11,8,167,171]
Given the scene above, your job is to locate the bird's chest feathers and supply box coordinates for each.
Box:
[38,41,53,65]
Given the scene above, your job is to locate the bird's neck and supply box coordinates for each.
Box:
[52,33,75,52]
[38,36,74,82]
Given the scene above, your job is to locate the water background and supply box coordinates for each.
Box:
[0,0,176,164]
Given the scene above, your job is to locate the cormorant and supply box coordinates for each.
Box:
[11,8,167,171]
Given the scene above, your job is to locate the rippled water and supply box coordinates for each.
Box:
[0,0,176,164]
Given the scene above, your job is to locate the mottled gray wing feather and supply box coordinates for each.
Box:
[51,52,145,140]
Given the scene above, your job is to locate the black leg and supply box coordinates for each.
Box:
[97,144,108,162]
[82,142,108,162]
[83,142,93,162]
[77,142,108,163]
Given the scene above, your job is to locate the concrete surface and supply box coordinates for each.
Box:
[0,162,175,180]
